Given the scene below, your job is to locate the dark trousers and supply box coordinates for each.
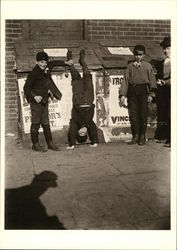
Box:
[127,84,149,138]
[68,106,98,146]
[155,85,171,141]
[30,101,52,145]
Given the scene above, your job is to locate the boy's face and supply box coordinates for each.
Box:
[37,60,48,70]
[78,127,87,137]
[134,50,145,62]
[163,46,171,58]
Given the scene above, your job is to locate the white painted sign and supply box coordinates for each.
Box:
[109,75,130,127]
[44,48,68,57]
[108,47,133,55]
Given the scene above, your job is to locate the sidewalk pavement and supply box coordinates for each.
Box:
[4,135,170,230]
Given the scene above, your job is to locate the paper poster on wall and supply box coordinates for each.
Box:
[18,77,67,134]
[18,71,97,134]
[109,75,130,127]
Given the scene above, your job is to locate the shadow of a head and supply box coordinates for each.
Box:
[32,170,58,188]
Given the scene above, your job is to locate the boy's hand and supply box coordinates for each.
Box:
[148,95,153,103]
[65,60,73,66]
[120,96,126,106]
[34,96,42,103]
[157,79,166,86]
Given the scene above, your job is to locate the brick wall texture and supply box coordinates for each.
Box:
[5,19,171,132]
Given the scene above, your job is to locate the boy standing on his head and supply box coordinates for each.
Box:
[119,45,157,145]
[24,51,71,152]
[66,50,98,149]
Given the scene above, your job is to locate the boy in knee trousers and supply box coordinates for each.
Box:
[119,45,157,145]
[24,51,70,152]
[66,50,98,149]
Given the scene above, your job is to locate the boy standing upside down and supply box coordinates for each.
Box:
[66,50,98,150]
[119,45,157,145]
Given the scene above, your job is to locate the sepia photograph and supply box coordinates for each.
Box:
[0,1,176,249]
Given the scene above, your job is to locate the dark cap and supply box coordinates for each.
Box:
[160,36,171,48]
[77,134,88,143]
[133,44,146,55]
[36,51,48,62]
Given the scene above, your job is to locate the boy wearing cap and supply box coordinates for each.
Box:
[24,51,70,152]
[66,50,98,149]
[119,44,157,145]
[155,36,171,147]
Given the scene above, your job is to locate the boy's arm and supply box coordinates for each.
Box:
[119,68,129,98]
[147,64,157,102]
[47,76,62,100]
[48,60,66,71]
[148,64,157,90]
[23,72,36,102]
[119,69,129,106]
[163,77,171,86]
[48,60,72,71]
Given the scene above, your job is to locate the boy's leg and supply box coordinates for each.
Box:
[67,119,78,148]
[139,94,148,145]
[79,49,90,75]
[79,50,93,85]
[79,49,95,107]
[127,95,139,144]
[30,103,47,152]
[31,123,40,144]
[41,103,60,151]
[87,120,98,146]
[84,106,98,146]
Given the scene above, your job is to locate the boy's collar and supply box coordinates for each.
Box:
[133,61,142,68]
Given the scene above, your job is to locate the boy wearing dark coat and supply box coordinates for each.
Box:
[24,51,70,152]
[119,45,157,145]
[155,36,171,147]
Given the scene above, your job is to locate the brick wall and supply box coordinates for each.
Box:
[5,20,22,131]
[5,19,171,132]
[87,20,170,42]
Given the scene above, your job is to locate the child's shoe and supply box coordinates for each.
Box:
[32,143,47,152]
[90,143,98,148]
[48,141,60,151]
[127,135,138,145]
[66,145,75,150]
[138,135,146,146]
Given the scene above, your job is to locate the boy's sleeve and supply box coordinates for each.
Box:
[23,72,36,102]
[48,60,66,71]
[47,76,62,100]
[164,77,171,86]
[119,68,129,97]
[148,64,157,90]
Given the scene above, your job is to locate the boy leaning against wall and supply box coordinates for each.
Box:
[24,51,71,152]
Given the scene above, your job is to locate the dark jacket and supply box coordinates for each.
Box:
[24,61,65,103]
[72,73,94,107]
[156,58,171,85]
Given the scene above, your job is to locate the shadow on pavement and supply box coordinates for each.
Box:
[5,170,65,229]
